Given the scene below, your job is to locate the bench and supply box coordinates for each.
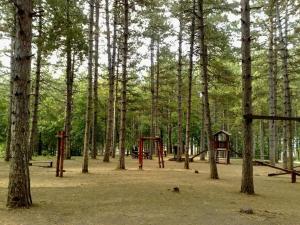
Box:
[29,161,53,168]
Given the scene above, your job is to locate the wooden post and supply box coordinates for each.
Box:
[291,171,296,183]
[138,139,143,170]
[56,131,65,177]
[56,132,61,177]
[227,137,230,164]
[160,140,165,168]
[59,131,65,177]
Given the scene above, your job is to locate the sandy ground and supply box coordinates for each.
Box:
[0,156,299,225]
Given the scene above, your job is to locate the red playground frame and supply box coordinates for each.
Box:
[138,137,165,170]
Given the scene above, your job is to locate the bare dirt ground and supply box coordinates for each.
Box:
[0,156,299,225]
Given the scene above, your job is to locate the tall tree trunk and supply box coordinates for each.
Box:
[198,0,218,179]
[167,109,172,154]
[284,4,293,170]
[64,0,73,160]
[7,0,33,208]
[29,0,43,159]
[240,0,254,194]
[177,15,183,162]
[103,0,115,162]
[112,47,120,158]
[268,0,276,165]
[276,1,292,169]
[91,0,100,159]
[5,21,15,162]
[82,0,94,173]
[150,36,155,159]
[155,41,160,137]
[110,0,119,157]
[184,0,196,169]
[259,120,264,160]
[274,38,279,163]
[200,98,206,160]
[118,0,129,169]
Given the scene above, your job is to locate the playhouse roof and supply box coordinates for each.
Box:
[213,130,232,136]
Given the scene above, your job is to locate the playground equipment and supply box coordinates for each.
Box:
[170,130,235,163]
[213,130,231,164]
[254,160,300,183]
[56,131,65,177]
[138,137,164,169]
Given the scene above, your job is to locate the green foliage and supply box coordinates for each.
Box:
[0,0,299,158]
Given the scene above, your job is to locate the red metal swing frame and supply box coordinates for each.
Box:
[138,137,165,170]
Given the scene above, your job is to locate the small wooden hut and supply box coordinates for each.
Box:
[213,130,231,164]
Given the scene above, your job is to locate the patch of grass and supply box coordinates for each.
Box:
[0,142,4,158]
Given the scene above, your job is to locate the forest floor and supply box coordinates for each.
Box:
[0,156,299,225]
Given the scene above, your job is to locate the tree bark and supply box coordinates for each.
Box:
[167,109,172,154]
[118,0,129,170]
[64,0,73,160]
[103,0,115,162]
[176,15,183,162]
[268,0,276,165]
[155,41,160,138]
[82,0,94,173]
[29,0,43,159]
[276,1,293,169]
[200,98,206,160]
[198,0,218,179]
[112,46,120,158]
[150,36,155,159]
[7,0,33,208]
[110,0,119,158]
[284,4,293,170]
[184,0,196,169]
[91,0,100,159]
[240,0,254,194]
[5,22,15,162]
[259,120,264,160]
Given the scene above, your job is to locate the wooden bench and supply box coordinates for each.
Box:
[29,161,53,168]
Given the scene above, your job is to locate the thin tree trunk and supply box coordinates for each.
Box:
[200,98,206,160]
[167,110,172,154]
[240,0,254,194]
[112,47,120,158]
[64,0,73,160]
[29,0,43,159]
[184,0,196,169]
[259,120,264,160]
[276,1,292,169]
[252,134,256,159]
[103,0,115,162]
[177,15,183,162]
[198,0,218,179]
[7,0,33,208]
[268,0,276,165]
[110,0,119,158]
[91,0,100,159]
[118,0,129,170]
[284,4,293,170]
[155,41,160,137]
[273,28,279,163]
[82,0,94,173]
[150,36,155,159]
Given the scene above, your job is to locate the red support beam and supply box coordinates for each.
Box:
[138,139,143,170]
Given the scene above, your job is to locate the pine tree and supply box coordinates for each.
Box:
[7,0,33,208]
[82,0,94,173]
[240,0,254,194]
